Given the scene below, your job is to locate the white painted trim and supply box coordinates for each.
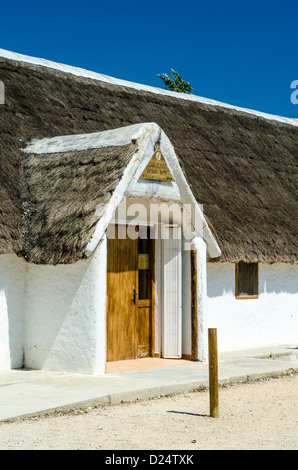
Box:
[157,131,221,259]
[110,219,155,227]
[2,48,297,127]
[23,123,151,154]
[84,124,162,256]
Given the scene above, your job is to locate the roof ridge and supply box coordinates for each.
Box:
[23,123,155,155]
[1,48,297,128]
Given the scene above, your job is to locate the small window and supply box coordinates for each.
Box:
[235,262,258,299]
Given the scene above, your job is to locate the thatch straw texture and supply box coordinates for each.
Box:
[22,145,137,264]
[0,57,297,264]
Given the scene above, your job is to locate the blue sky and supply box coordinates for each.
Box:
[0,0,297,117]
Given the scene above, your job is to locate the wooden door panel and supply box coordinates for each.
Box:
[107,226,138,361]
[137,236,154,359]
[106,225,154,362]
[137,303,151,358]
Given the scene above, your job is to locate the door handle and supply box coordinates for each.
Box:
[131,289,138,305]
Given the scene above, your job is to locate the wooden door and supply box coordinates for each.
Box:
[106,225,154,361]
[106,225,138,361]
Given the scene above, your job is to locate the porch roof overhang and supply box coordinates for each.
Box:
[23,123,221,264]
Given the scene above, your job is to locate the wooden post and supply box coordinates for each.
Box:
[208,328,219,418]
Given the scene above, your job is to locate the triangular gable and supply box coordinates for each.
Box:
[84,123,221,259]
[23,123,221,262]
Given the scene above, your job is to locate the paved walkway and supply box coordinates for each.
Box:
[0,345,297,422]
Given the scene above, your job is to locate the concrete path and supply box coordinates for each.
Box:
[0,345,297,422]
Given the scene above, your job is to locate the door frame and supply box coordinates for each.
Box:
[105,223,155,364]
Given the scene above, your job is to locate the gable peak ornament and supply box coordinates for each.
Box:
[140,147,175,182]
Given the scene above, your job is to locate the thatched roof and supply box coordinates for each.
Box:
[0,51,297,264]
[22,144,137,265]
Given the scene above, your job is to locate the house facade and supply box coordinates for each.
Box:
[0,49,297,374]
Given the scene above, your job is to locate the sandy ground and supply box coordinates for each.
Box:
[0,374,297,451]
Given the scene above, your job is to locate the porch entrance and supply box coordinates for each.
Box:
[106,225,154,362]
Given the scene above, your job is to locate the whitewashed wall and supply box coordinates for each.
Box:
[24,237,107,374]
[0,254,26,369]
[1,254,296,372]
[207,262,298,351]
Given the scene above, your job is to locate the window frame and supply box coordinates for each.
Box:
[235,262,259,299]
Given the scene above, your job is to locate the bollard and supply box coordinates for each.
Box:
[208,328,219,418]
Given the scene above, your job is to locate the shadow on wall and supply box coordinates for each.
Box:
[207,263,234,298]
[207,262,298,298]
[259,263,298,295]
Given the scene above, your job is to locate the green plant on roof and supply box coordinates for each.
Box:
[157,69,193,94]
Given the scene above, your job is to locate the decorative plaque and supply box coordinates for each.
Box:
[140,147,175,182]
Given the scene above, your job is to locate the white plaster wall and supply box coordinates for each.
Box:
[0,254,26,369]
[24,237,107,374]
[206,262,298,351]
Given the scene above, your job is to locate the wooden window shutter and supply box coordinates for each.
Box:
[235,262,259,299]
